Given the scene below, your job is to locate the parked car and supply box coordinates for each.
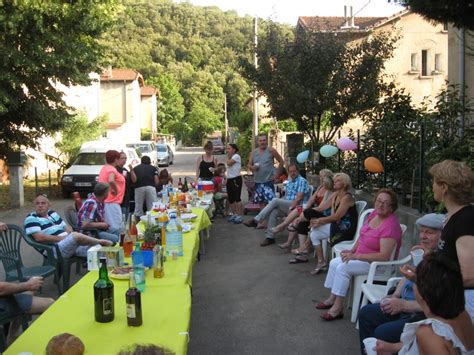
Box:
[210,138,225,154]
[156,144,174,166]
[61,140,140,197]
[126,141,158,166]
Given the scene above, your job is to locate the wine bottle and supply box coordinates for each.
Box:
[94,257,114,323]
[126,273,143,326]
[178,177,183,191]
[182,177,189,192]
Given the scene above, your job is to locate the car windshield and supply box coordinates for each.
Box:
[72,153,105,165]
[156,145,167,152]
[212,139,223,146]
[127,144,152,153]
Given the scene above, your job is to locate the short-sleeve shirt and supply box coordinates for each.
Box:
[77,194,104,230]
[24,210,67,237]
[227,154,241,179]
[438,204,474,267]
[133,164,159,188]
[98,164,125,204]
[355,211,402,256]
[285,175,310,203]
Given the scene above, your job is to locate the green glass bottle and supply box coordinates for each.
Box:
[94,257,114,322]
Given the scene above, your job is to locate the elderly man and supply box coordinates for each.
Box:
[0,222,54,344]
[244,164,310,246]
[24,194,113,259]
[77,182,120,243]
[358,213,445,355]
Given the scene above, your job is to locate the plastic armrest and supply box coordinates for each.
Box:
[0,254,25,280]
[386,277,403,292]
[366,255,411,284]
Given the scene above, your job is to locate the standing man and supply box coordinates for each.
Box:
[116,151,133,216]
[244,164,310,246]
[130,156,159,217]
[247,133,284,210]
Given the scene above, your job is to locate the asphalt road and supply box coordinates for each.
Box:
[0,147,360,354]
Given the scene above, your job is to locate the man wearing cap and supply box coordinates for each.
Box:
[358,213,445,355]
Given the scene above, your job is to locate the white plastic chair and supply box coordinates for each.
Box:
[349,224,408,322]
[331,208,374,259]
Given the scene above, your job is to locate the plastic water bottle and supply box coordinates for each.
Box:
[166,213,183,257]
[131,242,146,292]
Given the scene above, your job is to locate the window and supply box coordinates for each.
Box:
[421,50,428,76]
[410,53,418,71]
[443,22,448,32]
[435,54,442,72]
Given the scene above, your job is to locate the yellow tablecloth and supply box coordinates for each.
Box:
[6,208,211,355]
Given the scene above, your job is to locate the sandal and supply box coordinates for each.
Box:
[289,254,308,264]
[310,262,328,275]
[291,248,308,255]
[287,224,297,232]
[278,243,290,249]
[315,302,332,310]
[320,311,344,321]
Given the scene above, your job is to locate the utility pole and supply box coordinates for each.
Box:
[224,93,228,145]
[252,16,259,150]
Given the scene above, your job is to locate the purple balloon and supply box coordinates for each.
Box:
[336,137,357,151]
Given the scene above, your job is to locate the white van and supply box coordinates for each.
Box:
[126,141,158,167]
[60,140,141,197]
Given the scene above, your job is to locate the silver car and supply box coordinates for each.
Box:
[156,144,174,166]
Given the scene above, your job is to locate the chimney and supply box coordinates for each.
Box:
[350,6,355,27]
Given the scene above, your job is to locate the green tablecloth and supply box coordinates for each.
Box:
[6,208,211,355]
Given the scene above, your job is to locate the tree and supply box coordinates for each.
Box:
[53,113,108,167]
[401,0,474,30]
[0,1,121,157]
[242,22,397,146]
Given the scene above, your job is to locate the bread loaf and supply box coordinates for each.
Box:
[46,333,85,355]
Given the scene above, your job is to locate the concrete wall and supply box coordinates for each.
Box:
[377,12,448,107]
[140,94,157,133]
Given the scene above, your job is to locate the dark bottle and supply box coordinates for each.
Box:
[94,257,114,322]
[178,177,183,191]
[182,177,189,192]
[126,273,143,326]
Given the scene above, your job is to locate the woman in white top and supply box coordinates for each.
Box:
[226,144,243,224]
[374,253,474,355]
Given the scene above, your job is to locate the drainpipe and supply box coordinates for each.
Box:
[459,28,465,138]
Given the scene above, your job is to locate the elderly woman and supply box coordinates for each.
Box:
[317,188,402,321]
[429,160,474,318]
[275,173,335,249]
[290,173,358,269]
[374,253,474,354]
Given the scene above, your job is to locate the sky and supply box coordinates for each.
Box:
[175,0,405,25]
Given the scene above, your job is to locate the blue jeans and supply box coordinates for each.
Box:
[358,303,424,355]
[98,228,120,243]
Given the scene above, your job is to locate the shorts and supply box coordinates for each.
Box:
[57,234,89,258]
[0,293,33,314]
[226,176,242,204]
[254,181,275,204]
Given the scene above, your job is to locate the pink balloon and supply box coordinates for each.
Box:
[336,137,357,151]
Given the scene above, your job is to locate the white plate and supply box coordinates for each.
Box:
[182,223,194,232]
[180,213,197,220]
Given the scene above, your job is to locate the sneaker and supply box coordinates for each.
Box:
[260,238,276,247]
[227,215,236,222]
[233,216,243,224]
[243,219,258,228]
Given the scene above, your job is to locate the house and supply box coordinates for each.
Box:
[298,9,448,106]
[99,68,145,142]
[448,26,474,127]
[140,85,159,137]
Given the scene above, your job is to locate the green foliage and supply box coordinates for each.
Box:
[0,0,121,157]
[242,22,397,146]
[182,101,223,145]
[141,129,152,141]
[277,119,298,132]
[229,109,252,132]
[102,0,258,143]
[236,128,253,167]
[54,113,108,167]
[401,0,474,30]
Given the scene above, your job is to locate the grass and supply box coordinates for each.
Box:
[0,177,63,210]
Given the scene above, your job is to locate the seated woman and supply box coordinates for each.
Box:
[273,169,333,234]
[156,169,173,193]
[374,253,474,354]
[316,188,402,321]
[274,173,335,249]
[289,173,358,271]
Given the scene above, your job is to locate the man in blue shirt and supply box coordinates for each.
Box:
[358,213,444,354]
[244,164,310,246]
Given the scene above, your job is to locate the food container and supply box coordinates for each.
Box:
[198,180,214,192]
[88,246,124,271]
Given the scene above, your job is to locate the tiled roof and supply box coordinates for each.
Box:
[140,86,157,96]
[100,68,143,84]
[298,16,386,32]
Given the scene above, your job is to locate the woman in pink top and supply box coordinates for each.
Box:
[98,150,126,231]
[316,188,402,321]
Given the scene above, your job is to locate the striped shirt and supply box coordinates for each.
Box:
[77,194,104,230]
[24,210,67,237]
[285,175,310,203]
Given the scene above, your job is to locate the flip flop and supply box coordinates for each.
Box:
[289,256,309,264]
[320,312,344,321]
[287,224,297,232]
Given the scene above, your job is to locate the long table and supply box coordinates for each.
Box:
[6,208,211,355]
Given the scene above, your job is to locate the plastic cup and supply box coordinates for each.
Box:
[411,248,425,266]
[363,337,377,355]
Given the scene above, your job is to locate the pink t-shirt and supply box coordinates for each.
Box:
[355,211,402,257]
[98,164,125,204]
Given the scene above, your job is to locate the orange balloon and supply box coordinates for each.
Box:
[364,157,384,173]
